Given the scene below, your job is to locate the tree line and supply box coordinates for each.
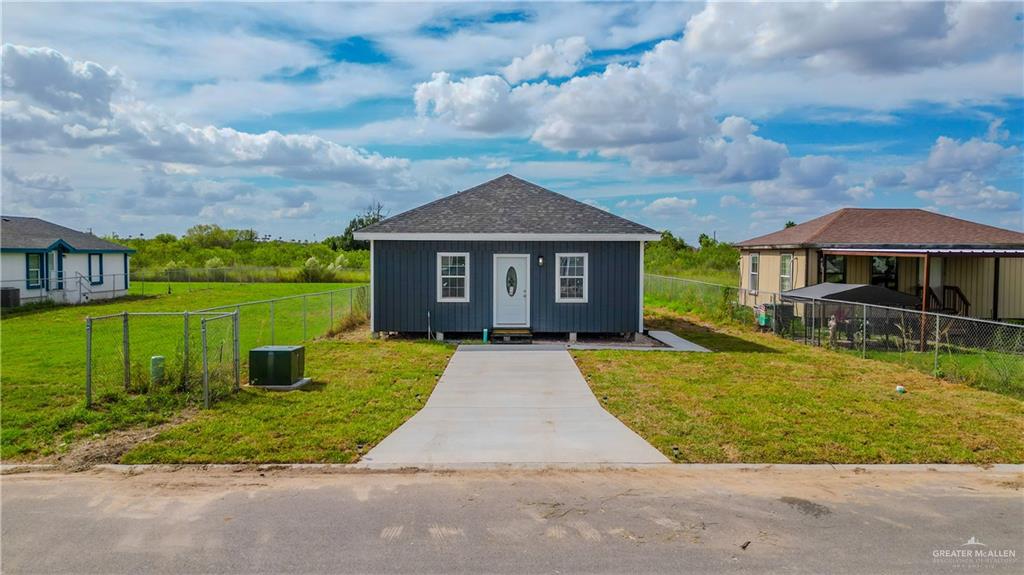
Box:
[112,206,385,270]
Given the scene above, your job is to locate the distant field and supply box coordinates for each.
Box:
[0,281,363,461]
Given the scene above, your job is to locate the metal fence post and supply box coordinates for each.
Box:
[182,311,190,386]
[349,288,354,316]
[330,290,334,327]
[934,314,940,375]
[201,319,210,409]
[233,310,241,391]
[862,303,867,358]
[270,300,275,344]
[122,311,130,391]
[85,317,93,408]
[303,295,308,340]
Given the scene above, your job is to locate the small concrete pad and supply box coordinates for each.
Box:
[249,377,312,391]
[648,330,711,352]
[361,349,668,467]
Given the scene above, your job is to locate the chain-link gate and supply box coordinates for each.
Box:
[84,285,369,408]
[85,311,239,408]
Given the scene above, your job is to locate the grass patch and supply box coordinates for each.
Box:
[574,307,1024,464]
[122,336,452,463]
[0,282,363,461]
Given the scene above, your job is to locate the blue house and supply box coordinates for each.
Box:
[354,175,660,339]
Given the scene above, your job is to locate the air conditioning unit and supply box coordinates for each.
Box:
[1,287,20,308]
[248,345,310,390]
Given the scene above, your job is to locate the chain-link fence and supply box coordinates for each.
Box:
[1,272,130,306]
[85,311,238,409]
[84,285,369,408]
[645,274,1024,398]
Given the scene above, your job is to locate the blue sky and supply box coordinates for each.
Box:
[2,2,1022,244]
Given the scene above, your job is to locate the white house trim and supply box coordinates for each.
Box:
[554,252,589,304]
[374,238,378,331]
[354,232,661,242]
[436,252,470,303]
[638,241,645,333]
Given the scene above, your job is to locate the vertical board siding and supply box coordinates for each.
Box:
[374,240,640,333]
[998,258,1024,319]
[944,256,995,319]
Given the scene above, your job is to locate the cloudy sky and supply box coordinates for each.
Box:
[2,1,1022,243]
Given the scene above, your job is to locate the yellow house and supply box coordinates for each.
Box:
[735,209,1024,321]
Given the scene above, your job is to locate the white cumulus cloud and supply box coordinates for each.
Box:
[502,36,589,84]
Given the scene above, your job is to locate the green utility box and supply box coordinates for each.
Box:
[249,345,308,389]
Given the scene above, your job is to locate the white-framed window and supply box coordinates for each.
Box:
[436,252,469,302]
[749,253,759,293]
[779,253,794,292]
[555,253,588,303]
[25,253,42,289]
[88,253,104,285]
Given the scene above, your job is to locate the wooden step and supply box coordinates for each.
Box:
[491,328,533,344]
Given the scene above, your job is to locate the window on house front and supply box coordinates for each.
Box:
[823,255,846,283]
[89,253,103,285]
[749,253,759,292]
[556,253,588,303]
[780,253,794,292]
[437,252,469,302]
[26,253,42,289]
[871,256,897,290]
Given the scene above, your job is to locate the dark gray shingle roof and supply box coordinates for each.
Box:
[1,216,133,251]
[358,175,658,236]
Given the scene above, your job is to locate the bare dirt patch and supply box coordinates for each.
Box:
[39,408,197,471]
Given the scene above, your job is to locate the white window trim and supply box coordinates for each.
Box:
[749,252,760,294]
[779,253,794,292]
[436,252,470,303]
[555,252,589,303]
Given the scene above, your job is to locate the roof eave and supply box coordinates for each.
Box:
[353,232,661,242]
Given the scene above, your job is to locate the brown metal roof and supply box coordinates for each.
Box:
[736,208,1024,249]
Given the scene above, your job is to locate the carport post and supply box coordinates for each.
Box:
[122,312,130,391]
[85,317,93,408]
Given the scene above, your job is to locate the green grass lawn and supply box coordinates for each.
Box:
[859,348,1024,401]
[574,307,1024,464]
[0,281,363,461]
[123,336,453,463]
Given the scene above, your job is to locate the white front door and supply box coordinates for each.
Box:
[493,254,530,327]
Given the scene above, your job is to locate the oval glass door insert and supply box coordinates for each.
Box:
[505,266,517,296]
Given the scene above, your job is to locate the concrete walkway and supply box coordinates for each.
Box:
[361,348,669,467]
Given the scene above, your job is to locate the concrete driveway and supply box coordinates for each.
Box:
[361,348,668,467]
